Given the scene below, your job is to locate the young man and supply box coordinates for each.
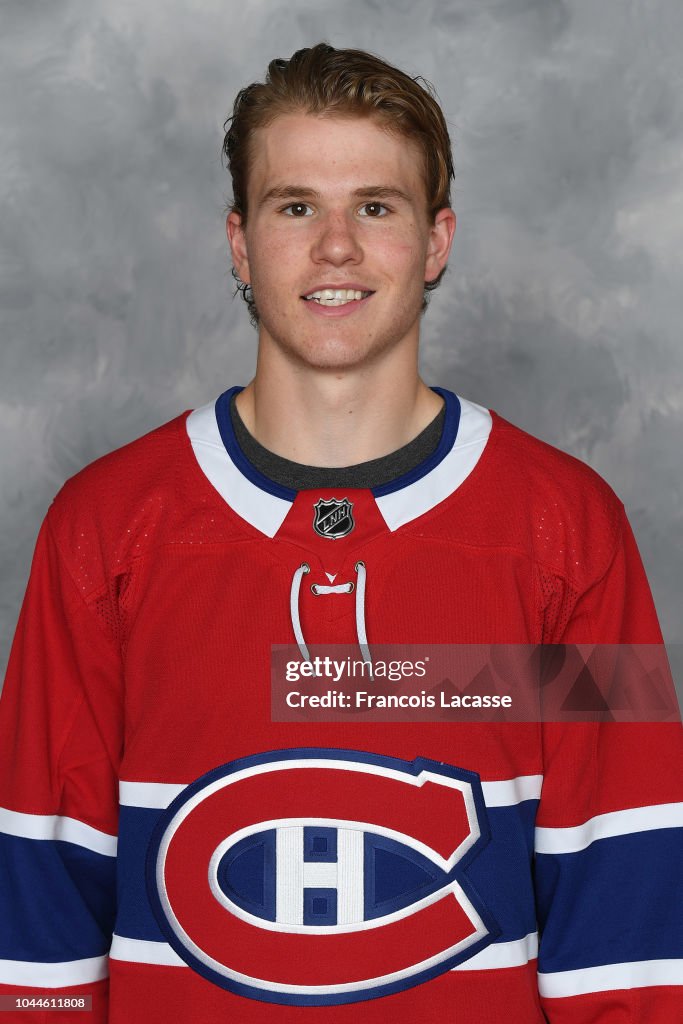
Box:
[0,44,681,1023]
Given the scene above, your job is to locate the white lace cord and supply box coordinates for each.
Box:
[289,561,372,676]
[354,561,373,679]
[311,582,354,595]
[290,563,311,662]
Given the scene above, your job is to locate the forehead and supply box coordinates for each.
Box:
[246,112,427,204]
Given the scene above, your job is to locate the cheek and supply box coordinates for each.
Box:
[244,221,294,274]
[247,237,292,289]
[393,241,430,292]
[380,226,425,267]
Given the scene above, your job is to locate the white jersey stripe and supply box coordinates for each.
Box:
[109,934,540,973]
[0,807,117,857]
[538,958,683,997]
[0,955,109,987]
[109,935,186,967]
[452,932,538,971]
[481,775,543,806]
[120,773,544,811]
[119,780,186,808]
[535,801,683,854]
[107,939,683,991]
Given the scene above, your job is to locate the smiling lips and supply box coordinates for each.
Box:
[302,287,374,307]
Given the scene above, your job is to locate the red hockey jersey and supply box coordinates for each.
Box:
[1,387,681,1022]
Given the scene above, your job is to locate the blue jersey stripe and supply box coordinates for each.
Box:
[466,800,538,941]
[0,833,116,961]
[116,807,168,941]
[535,827,683,972]
[114,802,539,945]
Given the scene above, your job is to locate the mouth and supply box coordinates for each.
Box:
[302,288,374,307]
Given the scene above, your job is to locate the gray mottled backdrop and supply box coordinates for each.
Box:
[2,0,682,680]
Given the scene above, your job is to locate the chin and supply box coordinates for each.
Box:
[299,343,389,373]
[309,325,411,366]
[265,332,378,370]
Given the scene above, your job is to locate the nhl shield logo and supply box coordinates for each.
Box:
[313,497,354,539]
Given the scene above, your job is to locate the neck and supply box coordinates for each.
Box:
[235,341,443,468]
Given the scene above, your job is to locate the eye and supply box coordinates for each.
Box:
[358,202,388,218]
[282,203,314,217]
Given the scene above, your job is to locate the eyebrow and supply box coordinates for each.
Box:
[258,184,414,207]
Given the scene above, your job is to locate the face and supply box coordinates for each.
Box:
[227,113,455,373]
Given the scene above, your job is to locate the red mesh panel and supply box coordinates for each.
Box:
[91,570,132,649]
[537,566,579,643]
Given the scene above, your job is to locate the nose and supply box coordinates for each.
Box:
[310,210,362,266]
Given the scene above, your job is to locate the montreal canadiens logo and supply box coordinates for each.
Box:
[146,748,498,1005]
[313,497,354,539]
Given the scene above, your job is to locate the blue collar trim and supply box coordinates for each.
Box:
[371,387,460,497]
[214,385,460,500]
[214,386,297,501]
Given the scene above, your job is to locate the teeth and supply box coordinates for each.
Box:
[305,288,370,305]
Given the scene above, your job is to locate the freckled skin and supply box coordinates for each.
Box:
[227,113,455,373]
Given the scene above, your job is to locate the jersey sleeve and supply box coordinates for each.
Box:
[0,511,123,1021]
[535,506,683,1022]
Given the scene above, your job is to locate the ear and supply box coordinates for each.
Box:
[424,208,456,283]
[227,211,251,284]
